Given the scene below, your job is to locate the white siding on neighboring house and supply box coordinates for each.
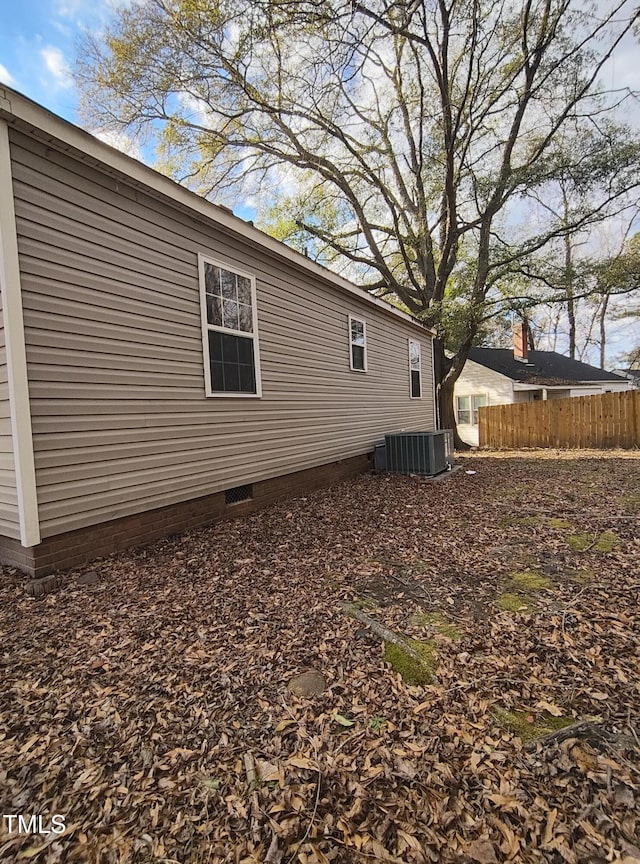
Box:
[8,128,435,540]
[455,356,631,445]
[568,383,630,397]
[513,390,541,403]
[569,388,604,397]
[454,359,513,446]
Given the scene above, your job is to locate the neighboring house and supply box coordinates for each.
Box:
[0,85,436,576]
[454,325,631,446]
[613,369,640,388]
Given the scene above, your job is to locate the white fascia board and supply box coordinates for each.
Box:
[0,86,434,339]
[0,119,40,547]
[513,381,625,391]
[513,383,566,390]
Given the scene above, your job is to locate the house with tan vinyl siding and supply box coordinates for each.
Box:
[0,85,437,577]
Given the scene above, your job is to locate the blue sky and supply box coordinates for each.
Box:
[0,2,638,366]
[0,0,98,123]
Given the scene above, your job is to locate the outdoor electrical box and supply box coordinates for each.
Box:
[373,442,387,473]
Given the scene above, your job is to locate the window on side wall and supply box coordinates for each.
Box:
[409,339,421,398]
[199,255,261,397]
[457,394,487,425]
[349,316,367,372]
[456,395,471,424]
[472,394,487,423]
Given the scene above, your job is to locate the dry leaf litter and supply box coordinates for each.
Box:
[1,451,639,863]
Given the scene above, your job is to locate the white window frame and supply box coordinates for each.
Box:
[471,393,488,424]
[348,315,368,372]
[456,395,471,425]
[198,253,262,398]
[456,393,488,425]
[408,339,422,399]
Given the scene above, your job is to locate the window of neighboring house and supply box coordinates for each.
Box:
[472,393,487,422]
[456,395,471,424]
[409,340,421,398]
[457,394,487,425]
[199,255,262,397]
[349,316,367,372]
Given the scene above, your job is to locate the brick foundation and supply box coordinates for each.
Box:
[0,453,372,577]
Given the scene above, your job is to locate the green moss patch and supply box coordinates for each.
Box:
[568,531,618,553]
[514,515,543,527]
[594,531,618,552]
[494,708,574,743]
[510,570,552,591]
[498,592,537,613]
[547,518,573,530]
[352,595,377,611]
[567,533,592,551]
[566,568,595,584]
[410,612,463,641]
[383,639,437,685]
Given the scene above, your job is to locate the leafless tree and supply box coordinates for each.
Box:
[78,0,640,444]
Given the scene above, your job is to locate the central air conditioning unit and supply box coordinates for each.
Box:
[384,430,454,476]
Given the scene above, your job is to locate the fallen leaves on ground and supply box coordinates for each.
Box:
[1,451,639,863]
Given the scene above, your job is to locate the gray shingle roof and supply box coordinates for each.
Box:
[467,348,628,385]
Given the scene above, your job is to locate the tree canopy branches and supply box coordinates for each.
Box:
[77,0,640,439]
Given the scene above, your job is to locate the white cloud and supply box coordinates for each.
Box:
[92,128,144,162]
[41,46,73,89]
[55,0,90,18]
[55,0,140,25]
[0,63,16,86]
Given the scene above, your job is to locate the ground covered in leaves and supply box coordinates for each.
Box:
[1,451,639,864]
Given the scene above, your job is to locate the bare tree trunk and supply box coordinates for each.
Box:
[562,188,576,360]
[439,377,469,450]
[525,317,535,350]
[431,339,470,450]
[599,293,610,369]
[550,305,561,352]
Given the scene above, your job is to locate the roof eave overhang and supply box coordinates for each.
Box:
[513,382,565,390]
[0,84,435,337]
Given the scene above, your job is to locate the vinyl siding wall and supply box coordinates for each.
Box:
[0,291,20,537]
[9,128,435,540]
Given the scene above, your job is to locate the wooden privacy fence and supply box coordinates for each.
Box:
[478,390,640,449]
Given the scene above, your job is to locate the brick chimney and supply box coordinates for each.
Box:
[513,320,528,362]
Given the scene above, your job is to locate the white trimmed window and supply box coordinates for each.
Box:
[349,316,367,372]
[409,339,422,398]
[456,394,487,425]
[199,255,262,397]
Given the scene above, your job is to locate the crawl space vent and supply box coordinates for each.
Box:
[225,484,253,505]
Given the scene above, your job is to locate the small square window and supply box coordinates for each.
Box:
[457,394,487,425]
